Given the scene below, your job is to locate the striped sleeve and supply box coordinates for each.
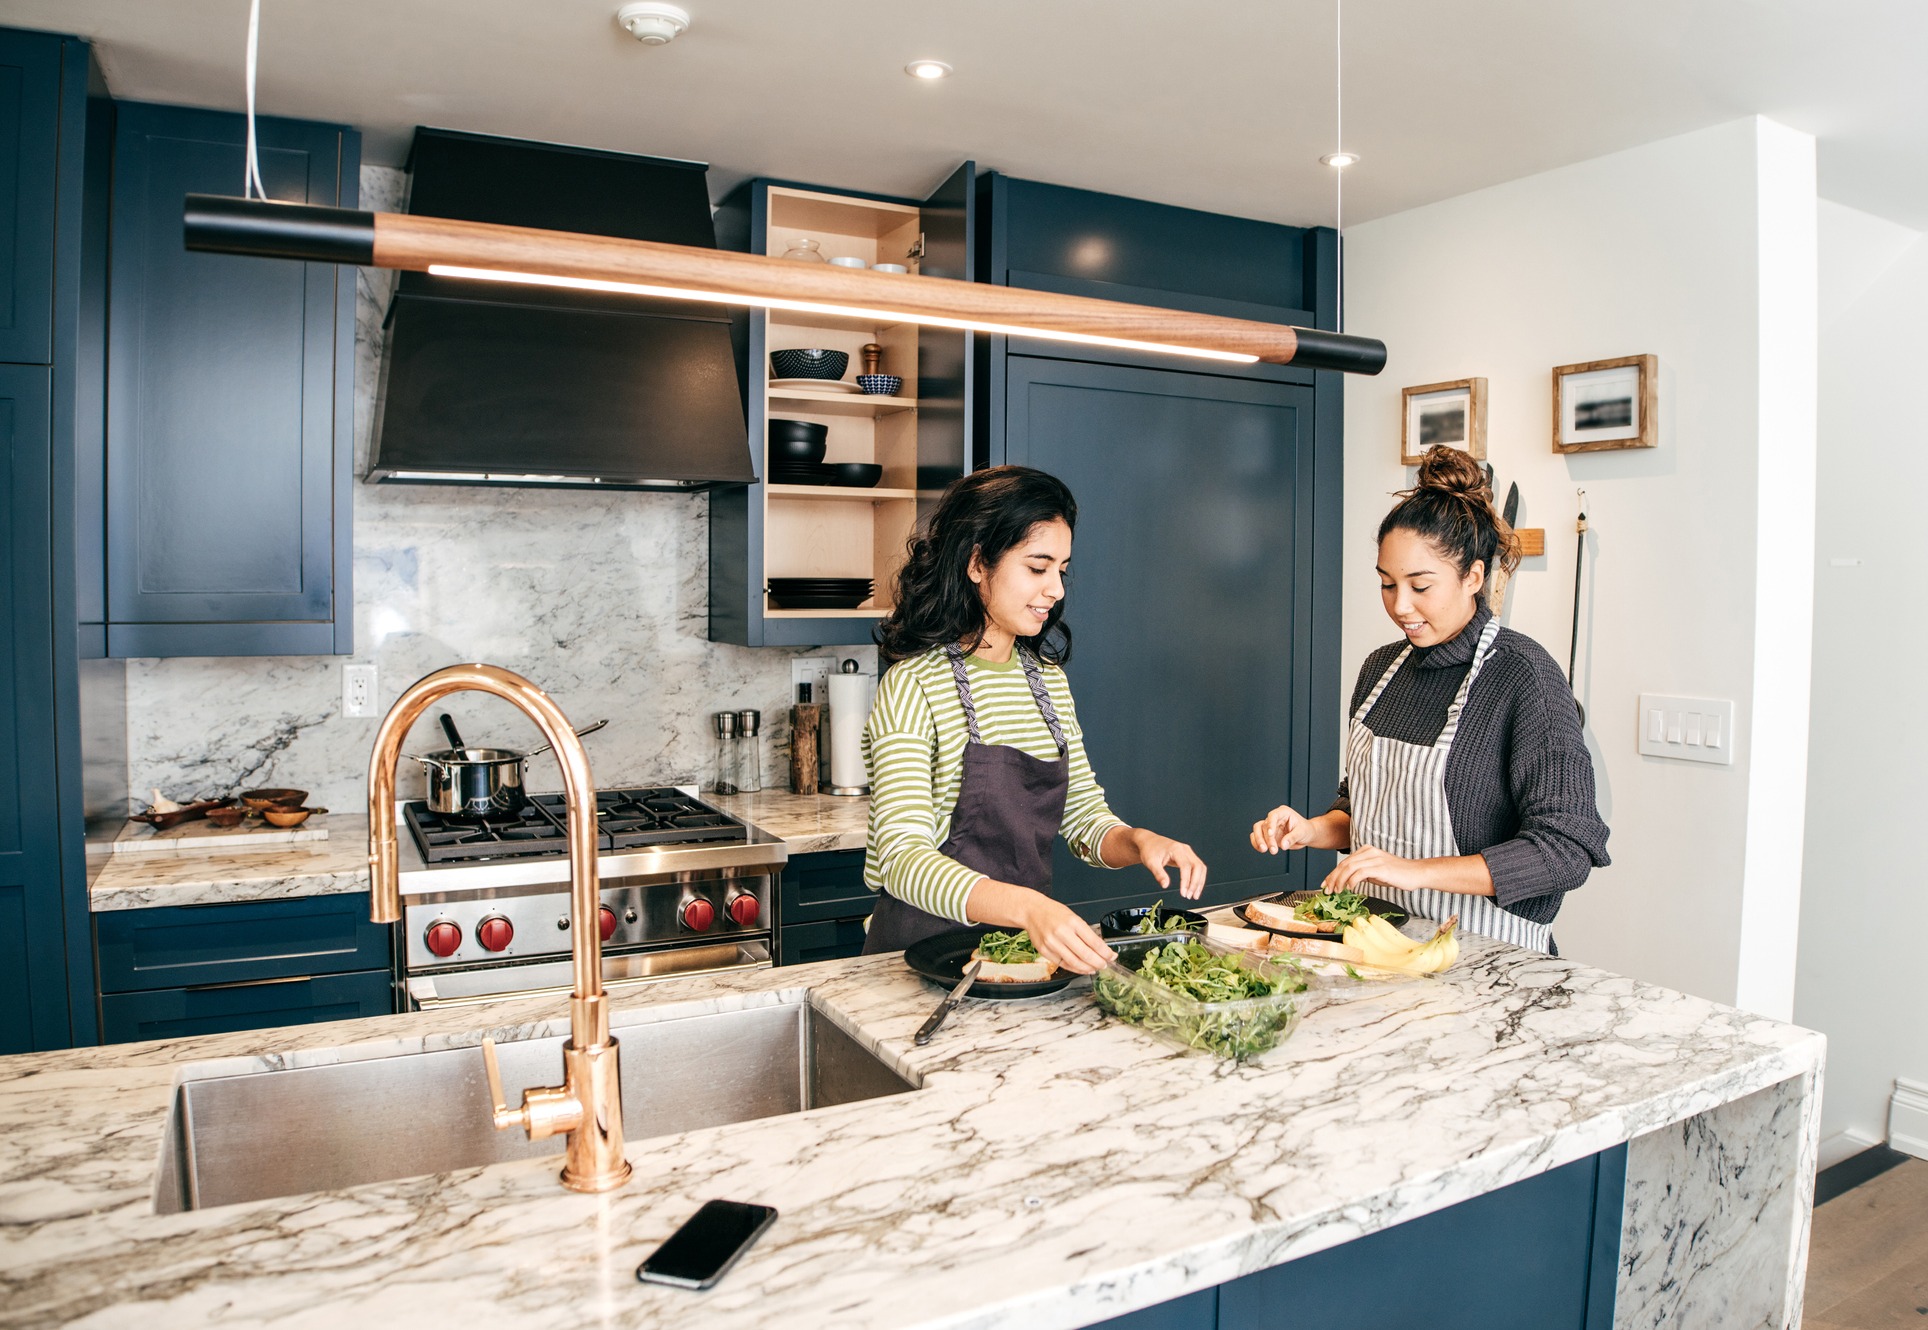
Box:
[862,662,985,923]
[1046,673,1128,869]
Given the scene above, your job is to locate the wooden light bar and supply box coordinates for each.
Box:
[183,195,1387,374]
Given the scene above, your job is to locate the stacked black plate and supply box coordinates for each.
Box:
[768,577,874,610]
[767,461,885,488]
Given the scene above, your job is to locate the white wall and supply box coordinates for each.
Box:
[1341,117,1817,1012]
[1796,199,1926,1159]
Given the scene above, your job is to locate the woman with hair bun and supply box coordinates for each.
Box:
[1250,445,1608,952]
[860,465,1205,973]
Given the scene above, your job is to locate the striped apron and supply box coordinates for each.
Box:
[1343,619,1552,953]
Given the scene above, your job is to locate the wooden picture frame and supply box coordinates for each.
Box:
[1553,354,1657,453]
[1401,378,1487,465]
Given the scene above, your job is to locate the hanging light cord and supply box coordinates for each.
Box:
[242,0,267,199]
[1334,0,1343,333]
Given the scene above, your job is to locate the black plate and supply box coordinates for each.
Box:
[1233,893,1408,937]
[769,594,871,610]
[1099,904,1209,938]
[903,926,1074,999]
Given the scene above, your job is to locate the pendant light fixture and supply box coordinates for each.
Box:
[1322,0,1355,333]
[185,7,1387,376]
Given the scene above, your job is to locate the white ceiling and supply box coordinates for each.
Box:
[6,0,1926,230]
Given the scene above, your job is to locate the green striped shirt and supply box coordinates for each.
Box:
[862,647,1126,922]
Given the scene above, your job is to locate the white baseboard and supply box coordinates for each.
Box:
[1820,1128,1883,1171]
[1889,1077,1928,1161]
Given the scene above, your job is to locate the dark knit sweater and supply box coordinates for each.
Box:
[1331,603,1610,930]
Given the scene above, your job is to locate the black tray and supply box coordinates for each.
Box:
[903,926,1074,999]
[1233,892,1408,937]
[1099,904,1209,938]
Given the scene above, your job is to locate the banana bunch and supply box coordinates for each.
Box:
[1341,914,1461,975]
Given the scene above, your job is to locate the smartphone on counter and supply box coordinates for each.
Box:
[636,1199,779,1290]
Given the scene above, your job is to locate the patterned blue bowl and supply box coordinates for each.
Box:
[856,374,903,396]
[770,348,848,380]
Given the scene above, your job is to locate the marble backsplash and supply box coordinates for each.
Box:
[122,166,873,815]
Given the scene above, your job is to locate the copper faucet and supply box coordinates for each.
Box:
[366,663,631,1193]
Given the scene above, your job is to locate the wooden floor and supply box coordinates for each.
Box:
[1807,1158,1928,1328]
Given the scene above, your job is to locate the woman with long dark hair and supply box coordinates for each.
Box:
[860,465,1205,972]
[1250,446,1609,953]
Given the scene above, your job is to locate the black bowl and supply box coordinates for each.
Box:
[1099,904,1209,939]
[827,463,883,488]
[770,349,849,380]
[769,417,828,445]
[769,436,827,465]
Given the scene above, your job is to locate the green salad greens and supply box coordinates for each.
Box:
[1293,889,1371,927]
[1132,902,1201,936]
[975,929,1041,964]
[1094,938,1309,1061]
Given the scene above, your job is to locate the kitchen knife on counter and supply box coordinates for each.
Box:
[916,960,983,1045]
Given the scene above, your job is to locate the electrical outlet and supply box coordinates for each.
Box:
[1636,693,1733,766]
[790,655,835,706]
[342,663,377,718]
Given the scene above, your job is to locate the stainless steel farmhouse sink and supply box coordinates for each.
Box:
[154,995,916,1212]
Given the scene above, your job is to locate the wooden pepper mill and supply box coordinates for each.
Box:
[790,682,821,795]
[861,342,883,376]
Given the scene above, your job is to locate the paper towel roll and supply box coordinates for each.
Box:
[826,671,875,795]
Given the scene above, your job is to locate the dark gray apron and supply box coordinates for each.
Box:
[862,645,1072,954]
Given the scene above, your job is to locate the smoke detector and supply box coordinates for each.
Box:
[616,3,690,45]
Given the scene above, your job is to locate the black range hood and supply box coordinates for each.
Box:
[368,129,753,491]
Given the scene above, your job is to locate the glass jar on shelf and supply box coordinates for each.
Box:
[780,238,826,263]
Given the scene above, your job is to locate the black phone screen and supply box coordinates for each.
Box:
[636,1200,779,1289]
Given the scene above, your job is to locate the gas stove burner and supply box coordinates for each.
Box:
[402,785,748,864]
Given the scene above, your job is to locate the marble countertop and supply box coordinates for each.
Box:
[0,931,1822,1329]
[708,790,868,853]
[88,815,373,911]
[88,796,870,911]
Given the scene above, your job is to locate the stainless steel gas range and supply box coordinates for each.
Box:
[394,787,788,1009]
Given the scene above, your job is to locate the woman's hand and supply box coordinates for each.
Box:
[1102,826,1207,898]
[1251,804,1316,854]
[1320,845,1426,895]
[1017,893,1116,974]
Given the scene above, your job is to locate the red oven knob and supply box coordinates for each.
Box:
[476,915,514,953]
[424,920,463,958]
[599,905,618,942]
[681,898,716,933]
[727,894,760,927]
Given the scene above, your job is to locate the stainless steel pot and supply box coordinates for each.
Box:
[407,719,608,818]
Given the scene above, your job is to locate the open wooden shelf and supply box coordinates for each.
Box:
[766,484,919,502]
[764,606,888,619]
[768,388,917,415]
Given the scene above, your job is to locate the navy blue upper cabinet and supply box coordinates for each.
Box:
[0,30,62,366]
[106,102,358,657]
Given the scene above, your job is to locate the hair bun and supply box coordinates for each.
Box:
[1415,445,1491,502]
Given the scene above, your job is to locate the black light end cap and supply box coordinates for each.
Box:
[1291,327,1389,376]
[183,193,375,265]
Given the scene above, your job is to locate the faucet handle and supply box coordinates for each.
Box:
[480,1037,528,1133]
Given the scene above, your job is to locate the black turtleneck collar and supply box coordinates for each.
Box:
[1411,601,1494,670]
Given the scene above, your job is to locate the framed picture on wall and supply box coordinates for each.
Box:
[1401,378,1488,465]
[1553,354,1657,452]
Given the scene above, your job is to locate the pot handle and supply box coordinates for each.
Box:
[523,718,609,761]
[403,752,448,772]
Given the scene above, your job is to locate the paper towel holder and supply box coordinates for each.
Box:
[825,658,872,797]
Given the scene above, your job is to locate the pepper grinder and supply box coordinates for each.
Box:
[711,711,739,795]
[735,709,763,794]
[861,342,883,375]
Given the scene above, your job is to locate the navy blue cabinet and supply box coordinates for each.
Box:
[979,176,1347,916]
[105,102,358,657]
[95,893,395,1044]
[0,31,62,366]
[775,850,873,966]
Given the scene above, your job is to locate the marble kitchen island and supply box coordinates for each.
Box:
[0,933,1822,1329]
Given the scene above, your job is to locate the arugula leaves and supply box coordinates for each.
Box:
[1094,939,1309,1061]
[1131,903,1200,936]
[975,929,1042,964]
[1293,890,1371,926]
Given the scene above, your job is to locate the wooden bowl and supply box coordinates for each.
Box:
[239,788,307,811]
[204,805,245,828]
[262,807,316,828]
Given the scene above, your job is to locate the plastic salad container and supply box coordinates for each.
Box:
[1093,934,1317,1062]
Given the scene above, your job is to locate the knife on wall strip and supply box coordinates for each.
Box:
[1492,481,1522,613]
[915,960,982,1045]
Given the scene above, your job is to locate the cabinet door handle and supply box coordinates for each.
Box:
[180,973,316,994]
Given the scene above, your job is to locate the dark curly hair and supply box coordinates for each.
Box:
[1378,446,1522,598]
[876,466,1077,667]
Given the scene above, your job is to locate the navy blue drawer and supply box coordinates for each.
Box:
[778,850,874,924]
[95,893,392,993]
[99,968,394,1044]
[779,917,870,967]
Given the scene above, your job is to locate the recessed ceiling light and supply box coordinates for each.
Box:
[905,60,953,80]
[1321,151,1360,168]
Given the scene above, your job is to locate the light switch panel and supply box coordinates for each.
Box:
[1637,693,1735,765]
